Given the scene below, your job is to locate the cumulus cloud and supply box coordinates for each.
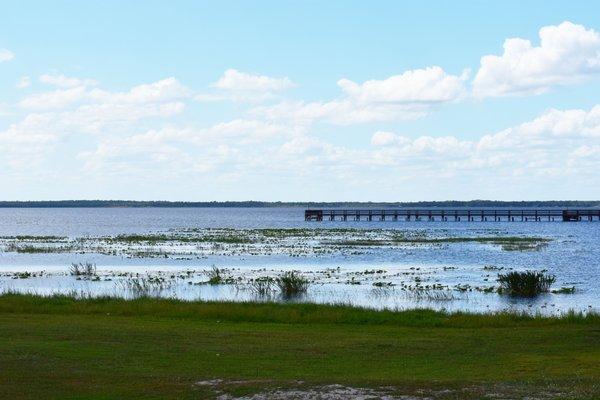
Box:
[197,69,296,103]
[39,74,98,88]
[0,48,14,62]
[212,69,296,92]
[368,132,473,168]
[4,30,600,197]
[19,77,190,111]
[366,105,600,179]
[473,21,600,97]
[72,104,600,189]
[250,99,429,125]
[252,67,466,125]
[88,77,191,104]
[338,66,468,104]
[19,86,88,109]
[1,99,186,153]
[77,118,300,177]
[370,131,397,146]
[2,77,191,171]
[113,119,302,147]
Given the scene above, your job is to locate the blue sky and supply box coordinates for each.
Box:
[1,1,600,201]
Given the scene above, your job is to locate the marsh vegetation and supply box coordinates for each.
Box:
[120,277,174,298]
[0,228,553,259]
[276,271,310,298]
[498,271,556,297]
[0,226,589,313]
[69,262,97,277]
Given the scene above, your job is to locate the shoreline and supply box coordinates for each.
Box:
[1,200,599,208]
[1,293,598,323]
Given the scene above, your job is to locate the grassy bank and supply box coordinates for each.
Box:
[0,294,599,399]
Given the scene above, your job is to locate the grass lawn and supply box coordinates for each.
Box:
[0,294,599,399]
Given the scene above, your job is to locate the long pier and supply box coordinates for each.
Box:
[305,209,600,222]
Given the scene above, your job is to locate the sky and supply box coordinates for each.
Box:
[1,1,600,201]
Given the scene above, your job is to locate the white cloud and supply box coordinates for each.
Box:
[77,105,600,187]
[197,69,296,104]
[473,21,600,97]
[212,69,295,92]
[88,77,191,104]
[0,112,65,172]
[4,36,600,197]
[338,66,468,104]
[370,131,397,146]
[251,67,465,125]
[39,74,98,88]
[368,132,472,165]
[61,101,186,134]
[365,105,600,180]
[76,119,298,177]
[0,48,14,62]
[18,77,190,111]
[4,93,600,196]
[2,78,191,172]
[571,145,600,158]
[251,99,429,125]
[93,119,302,150]
[19,86,87,109]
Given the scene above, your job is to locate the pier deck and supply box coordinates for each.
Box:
[305,209,600,222]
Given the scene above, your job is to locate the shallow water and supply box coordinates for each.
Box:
[0,207,598,314]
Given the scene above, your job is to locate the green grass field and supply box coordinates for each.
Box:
[0,294,599,399]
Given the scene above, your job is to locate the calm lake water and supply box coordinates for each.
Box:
[0,207,598,314]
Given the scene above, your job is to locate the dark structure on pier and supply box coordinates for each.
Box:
[305,209,600,222]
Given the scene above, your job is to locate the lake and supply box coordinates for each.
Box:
[0,207,598,314]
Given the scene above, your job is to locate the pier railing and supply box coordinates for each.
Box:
[305,209,600,222]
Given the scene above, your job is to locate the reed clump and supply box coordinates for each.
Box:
[277,271,309,298]
[70,262,97,277]
[249,276,276,298]
[497,271,555,297]
[207,266,223,285]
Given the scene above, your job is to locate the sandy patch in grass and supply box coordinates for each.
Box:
[215,384,422,400]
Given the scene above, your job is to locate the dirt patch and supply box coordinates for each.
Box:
[195,381,578,400]
[214,384,425,400]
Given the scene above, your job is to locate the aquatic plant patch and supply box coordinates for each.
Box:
[0,229,552,259]
[498,271,556,297]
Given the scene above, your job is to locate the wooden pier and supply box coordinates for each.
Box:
[305,209,600,222]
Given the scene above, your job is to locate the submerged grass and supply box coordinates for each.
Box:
[119,277,173,298]
[0,235,66,240]
[334,236,551,247]
[111,234,251,244]
[395,236,550,244]
[552,286,576,294]
[5,243,66,253]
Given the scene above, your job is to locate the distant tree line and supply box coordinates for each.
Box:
[0,200,598,208]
